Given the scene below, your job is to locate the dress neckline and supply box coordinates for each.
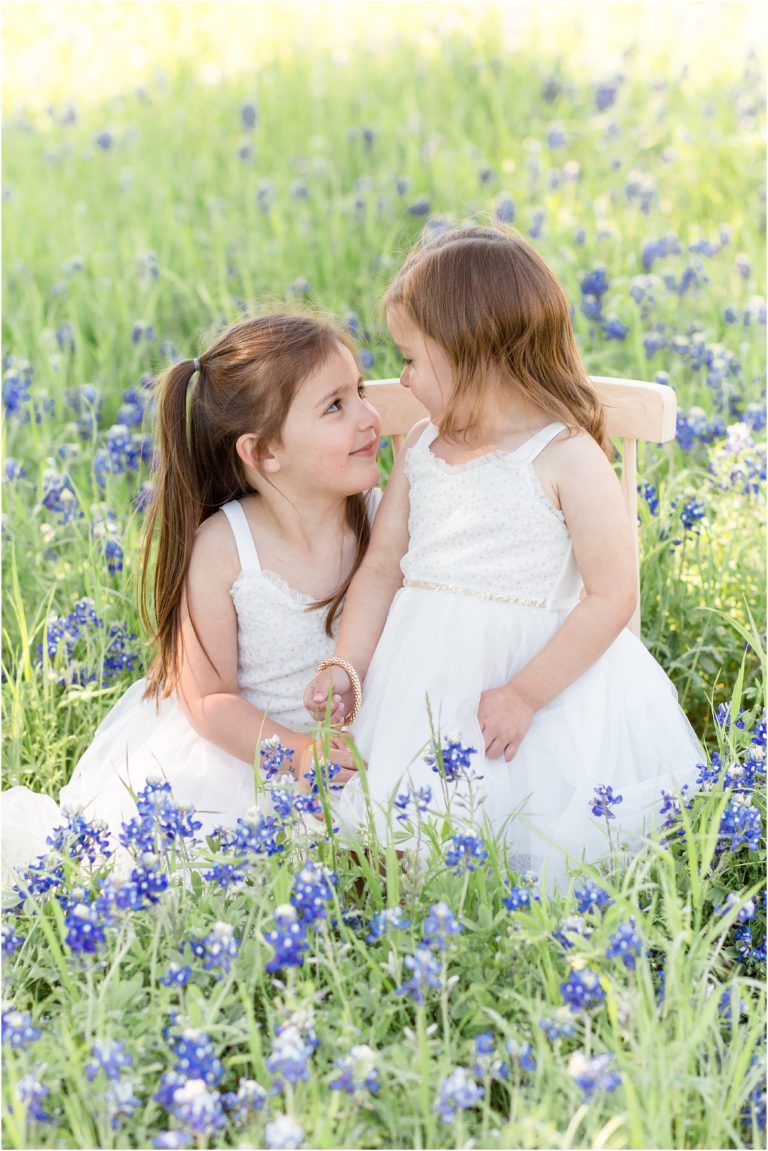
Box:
[425,421,565,474]
[231,567,317,606]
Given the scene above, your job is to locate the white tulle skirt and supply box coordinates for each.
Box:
[2,680,267,891]
[334,586,706,889]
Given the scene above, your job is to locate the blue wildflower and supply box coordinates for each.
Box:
[396,947,443,1003]
[602,316,629,340]
[408,196,431,216]
[573,876,614,914]
[423,733,477,782]
[186,921,240,976]
[160,962,192,987]
[580,266,609,298]
[366,907,411,942]
[291,860,337,924]
[394,784,432,822]
[473,1032,510,1080]
[568,1050,621,1098]
[16,1068,52,1122]
[222,1078,267,1124]
[2,920,24,957]
[264,904,309,971]
[330,1044,380,1095]
[433,1068,483,1122]
[718,795,762,853]
[2,1009,41,1050]
[169,1079,226,1137]
[494,195,516,223]
[591,784,623,819]
[539,1010,577,1040]
[679,497,706,531]
[445,833,488,874]
[638,481,659,515]
[606,918,643,969]
[64,900,111,954]
[505,1037,537,1071]
[561,966,606,1012]
[86,1038,132,1082]
[3,359,33,419]
[267,1024,314,1088]
[422,902,463,950]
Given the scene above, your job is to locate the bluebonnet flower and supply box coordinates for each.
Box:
[86,1038,132,1081]
[265,904,309,971]
[595,77,621,111]
[186,921,240,976]
[116,387,148,428]
[445,833,488,873]
[132,479,155,512]
[547,123,566,148]
[422,902,463,950]
[260,736,294,780]
[718,985,749,1028]
[3,358,33,419]
[715,702,746,730]
[581,294,603,321]
[539,1009,577,1040]
[408,195,431,216]
[202,862,245,889]
[131,320,154,344]
[718,795,762,853]
[502,884,537,912]
[16,1068,52,1122]
[394,784,432,822]
[642,234,682,271]
[160,962,192,987]
[591,784,623,819]
[494,195,515,223]
[580,266,609,299]
[100,1077,141,1131]
[2,920,24,957]
[271,784,322,823]
[2,1009,41,1049]
[553,914,591,950]
[658,787,693,843]
[264,1115,305,1149]
[95,130,113,149]
[166,1028,224,1088]
[638,481,659,516]
[48,809,113,866]
[573,876,614,914]
[606,918,643,969]
[473,1032,510,1080]
[678,497,706,532]
[505,1037,537,1071]
[433,1067,483,1121]
[366,906,411,942]
[529,209,545,238]
[169,1079,226,1136]
[121,778,202,855]
[568,1051,621,1098]
[241,102,257,128]
[214,809,284,858]
[423,733,477,782]
[64,900,112,954]
[222,1078,267,1124]
[291,860,337,924]
[330,1044,380,1094]
[735,253,751,278]
[4,457,25,482]
[360,348,375,371]
[561,965,606,1012]
[602,316,629,340]
[267,1024,314,1088]
[41,469,83,524]
[396,947,443,1003]
[55,321,76,353]
[153,1132,187,1149]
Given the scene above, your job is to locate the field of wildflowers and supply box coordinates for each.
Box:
[2,6,765,1149]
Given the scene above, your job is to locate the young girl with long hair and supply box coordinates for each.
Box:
[306,226,704,886]
[3,311,382,879]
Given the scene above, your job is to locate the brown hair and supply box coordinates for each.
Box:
[140,311,370,698]
[384,224,610,455]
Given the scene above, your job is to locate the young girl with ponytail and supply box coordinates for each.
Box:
[3,311,382,876]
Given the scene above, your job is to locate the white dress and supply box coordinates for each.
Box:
[2,493,381,886]
[335,422,705,888]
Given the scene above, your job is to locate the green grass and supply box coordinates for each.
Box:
[1,11,765,1149]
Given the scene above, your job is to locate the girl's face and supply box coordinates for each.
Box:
[268,342,381,496]
[387,305,453,420]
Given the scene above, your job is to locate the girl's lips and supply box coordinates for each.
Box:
[350,440,379,456]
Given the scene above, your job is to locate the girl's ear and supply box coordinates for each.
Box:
[235,433,280,474]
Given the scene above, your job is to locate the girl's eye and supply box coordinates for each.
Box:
[401,357,413,367]
[358,384,368,398]
[325,385,368,414]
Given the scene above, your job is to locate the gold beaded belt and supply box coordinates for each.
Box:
[403,578,546,609]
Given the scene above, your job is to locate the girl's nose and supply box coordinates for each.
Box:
[399,370,410,389]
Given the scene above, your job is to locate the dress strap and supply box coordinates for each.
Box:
[517,421,568,463]
[220,501,261,573]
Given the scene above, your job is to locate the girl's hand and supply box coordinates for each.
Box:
[304,667,354,725]
[477,684,536,762]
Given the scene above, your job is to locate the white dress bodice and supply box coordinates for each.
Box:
[401,421,583,609]
[222,491,381,732]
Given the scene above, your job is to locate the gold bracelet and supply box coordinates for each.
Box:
[315,656,362,727]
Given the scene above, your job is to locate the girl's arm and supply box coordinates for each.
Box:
[479,430,638,761]
[175,512,320,775]
[304,419,427,721]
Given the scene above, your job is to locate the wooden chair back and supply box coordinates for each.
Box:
[364,376,677,636]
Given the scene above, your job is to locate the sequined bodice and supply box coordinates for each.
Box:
[400,422,582,609]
